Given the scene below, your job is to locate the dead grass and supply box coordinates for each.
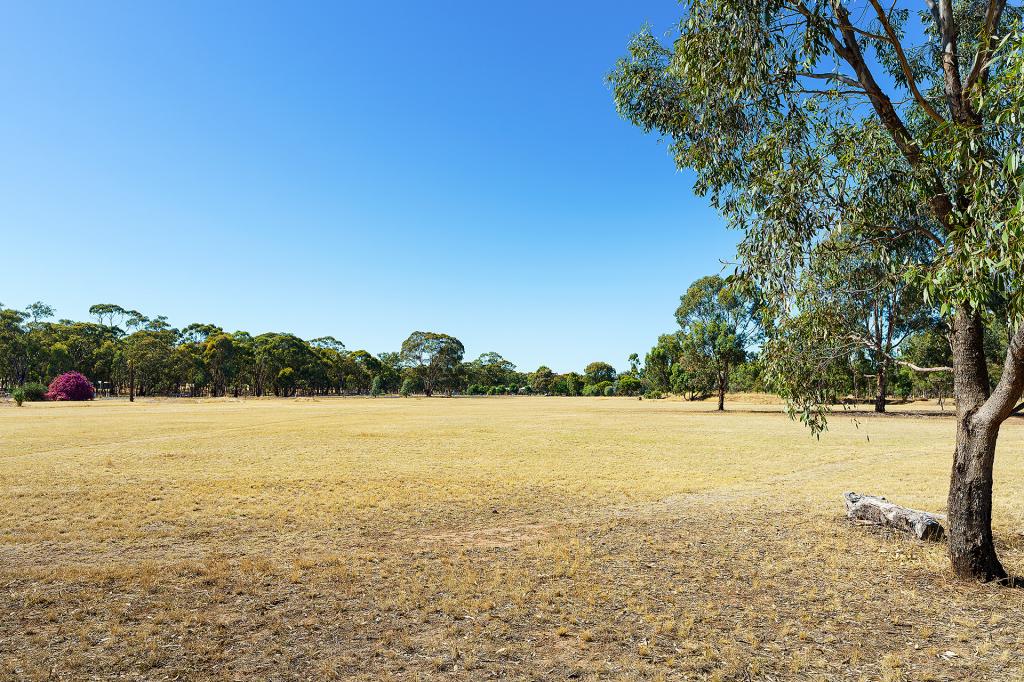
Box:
[2,396,1024,680]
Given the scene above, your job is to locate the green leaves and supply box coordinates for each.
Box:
[612,2,1024,432]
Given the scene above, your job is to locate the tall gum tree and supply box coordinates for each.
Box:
[611,2,1023,581]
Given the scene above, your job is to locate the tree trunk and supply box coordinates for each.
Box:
[717,367,726,411]
[874,365,886,413]
[947,310,1006,582]
[128,363,135,403]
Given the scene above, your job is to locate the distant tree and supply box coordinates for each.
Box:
[275,367,296,396]
[25,301,55,326]
[529,365,556,394]
[643,333,682,394]
[376,351,404,393]
[399,331,465,397]
[583,362,616,386]
[180,323,224,344]
[626,353,641,376]
[469,352,518,388]
[564,372,583,397]
[617,375,643,396]
[203,333,236,397]
[309,336,346,353]
[88,303,127,329]
[675,276,761,411]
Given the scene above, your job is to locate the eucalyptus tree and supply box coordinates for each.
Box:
[583,361,617,385]
[789,236,940,412]
[470,352,518,388]
[25,301,55,326]
[530,365,556,394]
[675,276,761,411]
[611,0,1024,580]
[203,333,236,397]
[644,333,684,394]
[376,351,404,393]
[399,331,465,396]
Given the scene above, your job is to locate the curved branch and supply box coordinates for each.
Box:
[866,0,945,123]
[847,333,952,373]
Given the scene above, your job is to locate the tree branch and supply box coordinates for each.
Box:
[930,0,973,123]
[964,0,1008,95]
[827,0,957,232]
[866,0,945,123]
[796,71,864,89]
[827,0,924,165]
[847,333,952,372]
[975,325,1024,426]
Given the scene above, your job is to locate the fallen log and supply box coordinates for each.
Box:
[843,492,945,541]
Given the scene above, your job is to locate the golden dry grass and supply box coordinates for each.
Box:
[2,396,1024,680]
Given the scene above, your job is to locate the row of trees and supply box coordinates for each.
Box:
[6,287,993,409]
[642,268,1013,414]
[0,302,652,400]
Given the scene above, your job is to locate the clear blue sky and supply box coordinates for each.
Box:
[0,1,736,373]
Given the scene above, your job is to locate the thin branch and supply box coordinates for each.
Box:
[796,71,864,89]
[976,324,1024,425]
[964,0,1008,94]
[848,25,892,43]
[847,333,952,372]
[894,359,954,373]
[866,0,946,123]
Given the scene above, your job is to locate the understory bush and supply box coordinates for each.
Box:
[582,381,613,397]
[46,372,95,401]
[20,382,49,402]
[12,388,25,406]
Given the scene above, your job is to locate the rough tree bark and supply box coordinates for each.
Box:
[717,369,726,411]
[874,366,887,414]
[946,311,1024,582]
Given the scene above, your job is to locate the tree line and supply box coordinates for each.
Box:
[0,302,659,400]
[5,280,996,410]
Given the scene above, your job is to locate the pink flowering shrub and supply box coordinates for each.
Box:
[46,372,96,401]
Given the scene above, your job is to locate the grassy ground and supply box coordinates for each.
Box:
[2,396,1024,681]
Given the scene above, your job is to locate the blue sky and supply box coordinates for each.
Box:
[0,1,736,373]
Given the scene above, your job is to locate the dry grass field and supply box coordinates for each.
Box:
[3,397,1024,681]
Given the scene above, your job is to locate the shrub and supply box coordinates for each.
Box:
[370,376,383,397]
[583,381,612,397]
[603,385,616,396]
[21,382,49,402]
[644,390,663,400]
[399,378,414,397]
[12,388,25,406]
[617,375,643,396]
[45,372,95,401]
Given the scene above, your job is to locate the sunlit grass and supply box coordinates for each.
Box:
[2,396,1023,680]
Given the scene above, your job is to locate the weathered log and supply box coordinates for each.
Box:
[843,492,945,541]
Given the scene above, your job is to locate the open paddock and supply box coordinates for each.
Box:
[2,397,1024,680]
